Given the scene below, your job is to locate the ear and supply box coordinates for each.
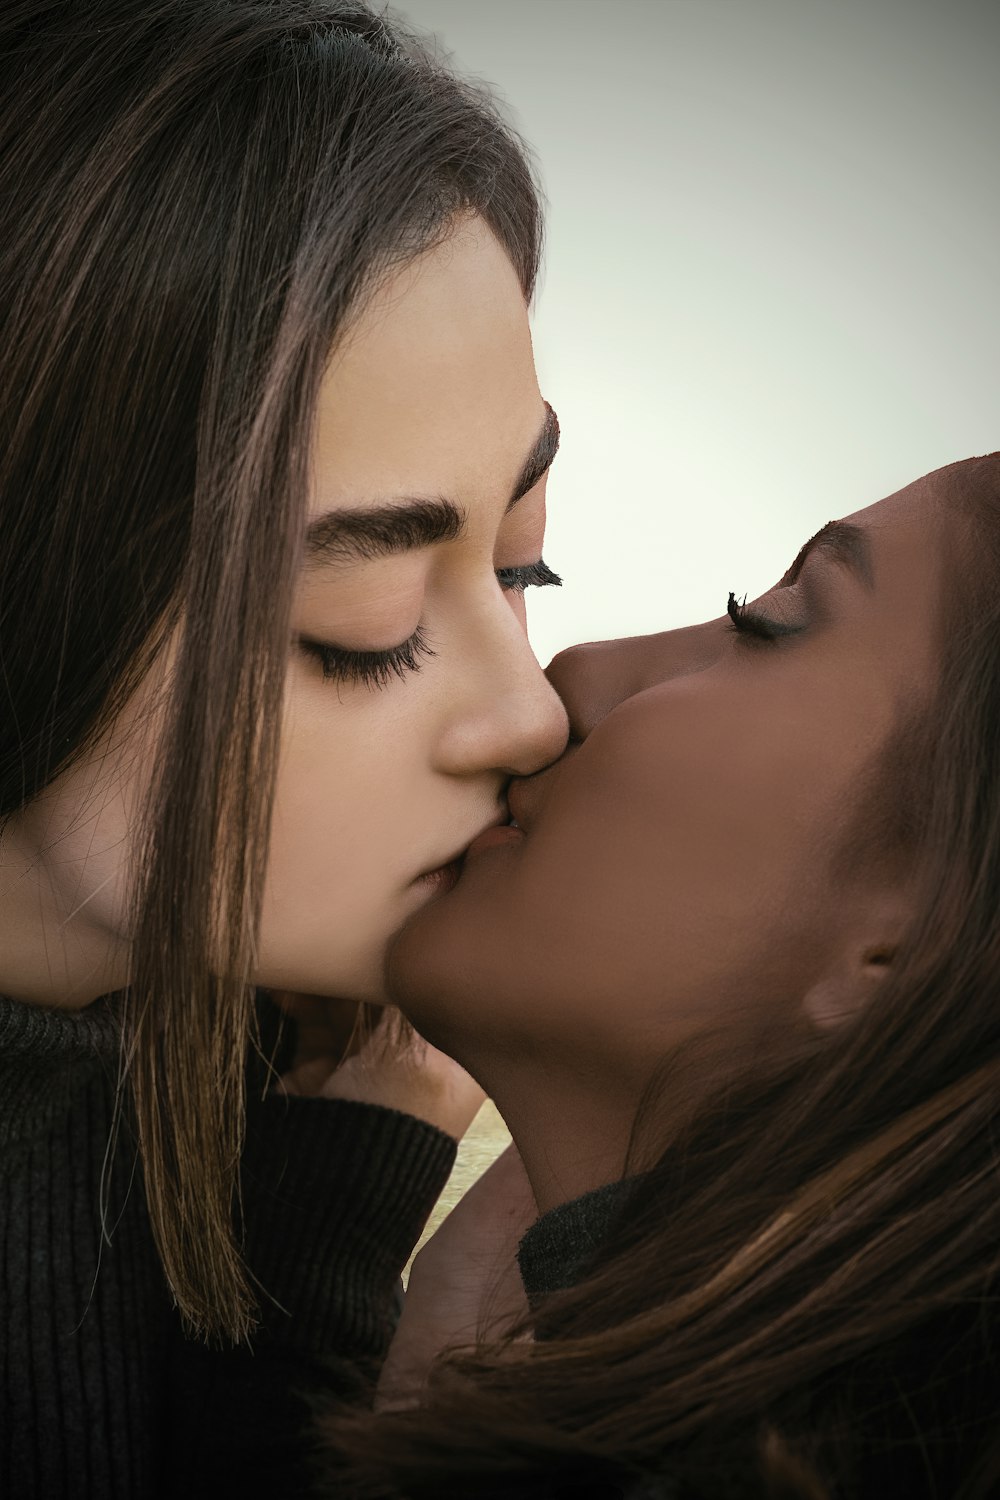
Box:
[801,891,912,1032]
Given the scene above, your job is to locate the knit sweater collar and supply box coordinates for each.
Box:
[0,989,123,1154]
[517,1176,639,1306]
[0,987,121,1065]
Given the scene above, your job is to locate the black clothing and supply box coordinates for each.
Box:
[0,989,456,1498]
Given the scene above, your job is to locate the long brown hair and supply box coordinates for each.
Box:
[0,0,542,1343]
[325,454,1000,1499]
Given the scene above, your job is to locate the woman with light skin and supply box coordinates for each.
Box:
[329,453,1000,1499]
[0,3,568,1495]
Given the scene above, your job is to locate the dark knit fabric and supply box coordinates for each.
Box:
[514,1182,999,1498]
[0,989,457,1499]
[516,1182,679,1500]
[516,1178,637,1307]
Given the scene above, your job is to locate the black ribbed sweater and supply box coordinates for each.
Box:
[0,989,457,1499]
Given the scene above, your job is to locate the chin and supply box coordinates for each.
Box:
[385,897,462,1039]
[386,896,513,1067]
[252,948,394,1006]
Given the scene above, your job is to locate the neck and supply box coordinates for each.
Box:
[475,1058,639,1216]
[0,828,126,1009]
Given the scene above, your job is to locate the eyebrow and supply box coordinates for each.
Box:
[303,402,560,568]
[780,519,874,591]
[507,401,560,514]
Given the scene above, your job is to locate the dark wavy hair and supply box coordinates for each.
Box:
[325,453,1000,1499]
[0,0,543,1343]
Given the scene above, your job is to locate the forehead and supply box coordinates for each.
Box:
[840,471,966,660]
[841,472,949,572]
[310,222,539,513]
[842,470,938,530]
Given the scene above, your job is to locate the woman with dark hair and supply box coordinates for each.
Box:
[326,453,1000,1499]
[0,2,568,1495]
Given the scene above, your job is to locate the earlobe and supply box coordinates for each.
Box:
[802,879,915,1032]
[802,946,896,1032]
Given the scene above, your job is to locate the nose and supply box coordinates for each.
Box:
[435,610,570,778]
[545,618,725,742]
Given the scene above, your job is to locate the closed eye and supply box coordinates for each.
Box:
[726,591,804,643]
[496,559,563,595]
[296,558,563,691]
[297,626,435,689]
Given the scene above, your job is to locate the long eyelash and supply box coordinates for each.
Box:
[496,559,563,595]
[299,559,562,690]
[727,591,766,637]
[727,591,801,642]
[300,625,436,689]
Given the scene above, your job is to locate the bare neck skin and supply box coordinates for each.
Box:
[483,1062,639,1216]
[0,716,145,1007]
[0,851,129,1009]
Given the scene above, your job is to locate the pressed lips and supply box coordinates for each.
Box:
[460,754,573,860]
[414,810,511,884]
[504,742,581,834]
[464,823,524,857]
[414,858,464,893]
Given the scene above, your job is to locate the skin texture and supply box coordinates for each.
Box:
[0,220,568,1011]
[388,474,951,1212]
[375,1140,533,1412]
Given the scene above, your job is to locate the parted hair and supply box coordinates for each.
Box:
[0,0,543,1342]
[325,454,1000,1499]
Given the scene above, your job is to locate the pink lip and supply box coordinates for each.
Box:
[414,812,513,885]
[465,824,525,857]
[414,858,463,893]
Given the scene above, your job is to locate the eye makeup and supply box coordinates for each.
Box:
[298,625,436,689]
[724,527,854,646]
[496,559,562,595]
[297,556,562,690]
[726,591,805,643]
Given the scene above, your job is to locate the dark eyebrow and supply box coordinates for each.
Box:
[304,497,463,567]
[506,401,560,514]
[303,402,559,568]
[780,519,874,591]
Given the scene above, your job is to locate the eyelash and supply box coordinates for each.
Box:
[300,625,436,690]
[300,558,563,689]
[495,559,563,594]
[726,591,802,643]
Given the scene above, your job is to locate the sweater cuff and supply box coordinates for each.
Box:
[240,1094,456,1357]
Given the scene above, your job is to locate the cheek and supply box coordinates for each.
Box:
[271,701,420,872]
[507,591,528,632]
[256,674,430,993]
[410,693,852,1047]
[568,714,843,933]
[566,711,859,986]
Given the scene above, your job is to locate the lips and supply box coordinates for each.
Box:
[413,857,464,893]
[464,823,524,858]
[414,811,511,884]
[506,778,536,832]
[505,743,579,831]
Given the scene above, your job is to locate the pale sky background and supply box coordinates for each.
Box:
[396,0,1000,665]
